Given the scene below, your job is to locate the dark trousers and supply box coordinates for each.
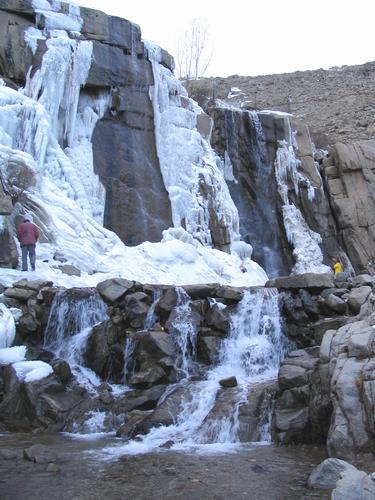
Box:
[21,244,36,271]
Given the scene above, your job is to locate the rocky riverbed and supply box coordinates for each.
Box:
[0,433,341,500]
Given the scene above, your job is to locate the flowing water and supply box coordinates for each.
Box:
[43,288,108,391]
[102,288,289,456]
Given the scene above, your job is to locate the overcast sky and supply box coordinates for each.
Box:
[76,0,374,77]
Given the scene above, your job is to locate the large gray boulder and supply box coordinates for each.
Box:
[332,469,375,500]
[267,273,335,290]
[308,458,357,489]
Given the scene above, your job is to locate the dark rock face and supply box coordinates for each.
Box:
[0,9,33,84]
[209,107,293,276]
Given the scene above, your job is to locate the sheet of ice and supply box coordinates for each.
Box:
[146,41,240,247]
[24,27,46,55]
[272,116,330,274]
[0,346,27,365]
[13,360,53,383]
[0,303,16,348]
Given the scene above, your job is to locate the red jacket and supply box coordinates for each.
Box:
[17,221,39,246]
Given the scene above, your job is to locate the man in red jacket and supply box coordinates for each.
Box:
[17,215,39,271]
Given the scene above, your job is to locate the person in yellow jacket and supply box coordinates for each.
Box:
[333,258,343,275]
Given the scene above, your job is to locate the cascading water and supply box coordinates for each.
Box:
[44,288,108,391]
[105,288,290,455]
[143,289,162,331]
[168,287,198,376]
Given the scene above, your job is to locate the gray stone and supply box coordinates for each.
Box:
[267,273,335,290]
[352,274,375,288]
[57,264,81,277]
[182,284,218,299]
[131,365,166,386]
[332,468,375,500]
[13,279,53,291]
[278,364,309,390]
[96,278,134,302]
[308,458,358,489]
[215,286,244,302]
[347,286,372,314]
[23,444,57,464]
[156,288,178,314]
[325,294,347,314]
[116,409,153,438]
[274,407,309,432]
[4,287,35,301]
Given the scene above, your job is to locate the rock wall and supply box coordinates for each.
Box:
[323,140,375,273]
[186,61,375,146]
[272,273,375,459]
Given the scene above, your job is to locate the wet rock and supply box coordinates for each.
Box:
[308,458,357,489]
[97,278,134,303]
[113,385,166,413]
[46,463,61,473]
[142,382,196,428]
[347,286,372,314]
[130,365,166,386]
[23,444,57,464]
[124,292,150,327]
[156,288,178,315]
[197,335,221,365]
[219,376,237,388]
[13,279,54,292]
[206,303,229,333]
[50,359,72,385]
[116,409,152,438]
[133,330,176,360]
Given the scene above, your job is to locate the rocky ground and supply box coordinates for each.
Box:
[186,61,375,147]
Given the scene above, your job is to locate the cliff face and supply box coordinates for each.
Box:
[187,61,375,147]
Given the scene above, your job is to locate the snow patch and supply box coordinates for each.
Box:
[0,346,27,365]
[0,303,16,348]
[13,360,54,383]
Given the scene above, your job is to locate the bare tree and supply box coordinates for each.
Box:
[176,17,213,80]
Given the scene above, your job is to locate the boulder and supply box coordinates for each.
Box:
[130,365,166,386]
[97,278,134,303]
[197,335,221,365]
[347,286,372,314]
[308,458,358,489]
[116,409,153,438]
[57,265,81,277]
[182,284,218,299]
[266,273,334,290]
[325,294,347,315]
[215,286,244,303]
[156,288,178,314]
[219,376,237,388]
[352,274,375,287]
[278,364,309,390]
[113,385,166,413]
[205,302,229,333]
[332,468,375,500]
[23,444,57,464]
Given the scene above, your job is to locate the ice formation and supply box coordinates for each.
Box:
[0,345,27,365]
[13,360,54,383]
[0,303,16,348]
[146,41,240,247]
[273,117,330,274]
